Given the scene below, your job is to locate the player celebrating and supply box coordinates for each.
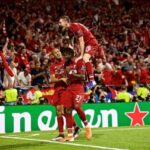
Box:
[59,16,100,89]
[50,48,80,141]
[49,48,66,141]
[60,47,92,142]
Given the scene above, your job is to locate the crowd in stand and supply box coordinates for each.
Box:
[0,0,150,105]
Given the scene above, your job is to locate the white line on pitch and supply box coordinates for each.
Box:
[0,135,128,150]
[2,127,149,137]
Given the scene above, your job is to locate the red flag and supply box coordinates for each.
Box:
[108,87,117,99]
[0,51,14,77]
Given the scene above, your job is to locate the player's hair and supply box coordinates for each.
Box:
[60,15,71,22]
[61,47,74,57]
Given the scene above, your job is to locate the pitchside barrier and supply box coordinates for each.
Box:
[0,102,150,134]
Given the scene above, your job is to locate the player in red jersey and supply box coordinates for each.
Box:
[60,47,92,142]
[49,48,66,141]
[50,48,80,141]
[59,16,103,89]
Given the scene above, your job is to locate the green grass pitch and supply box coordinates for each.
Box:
[0,126,150,150]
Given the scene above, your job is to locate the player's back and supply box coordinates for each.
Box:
[70,23,97,44]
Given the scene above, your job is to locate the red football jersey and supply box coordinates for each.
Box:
[69,23,98,46]
[50,58,66,88]
[61,59,85,108]
[66,59,86,85]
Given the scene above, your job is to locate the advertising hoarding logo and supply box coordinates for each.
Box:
[125,103,149,126]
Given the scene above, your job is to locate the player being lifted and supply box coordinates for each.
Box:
[59,16,102,89]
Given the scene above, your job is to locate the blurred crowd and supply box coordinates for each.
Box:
[0,0,150,105]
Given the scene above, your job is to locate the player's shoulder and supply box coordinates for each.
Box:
[71,22,79,26]
[50,60,57,69]
[75,58,84,65]
[61,57,65,63]
[70,22,80,28]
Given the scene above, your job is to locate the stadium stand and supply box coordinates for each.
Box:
[0,0,150,105]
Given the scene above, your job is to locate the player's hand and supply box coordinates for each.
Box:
[6,37,9,43]
[66,66,70,74]
[61,77,68,84]
[75,55,82,63]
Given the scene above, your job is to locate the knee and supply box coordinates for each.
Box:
[56,106,63,117]
[56,110,62,117]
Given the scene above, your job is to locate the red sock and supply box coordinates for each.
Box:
[74,106,88,126]
[72,118,76,127]
[0,52,14,77]
[65,114,73,135]
[68,128,73,136]
[57,116,64,135]
[85,62,94,81]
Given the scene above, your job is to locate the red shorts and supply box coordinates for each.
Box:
[61,84,84,108]
[85,44,98,56]
[85,39,99,56]
[48,89,65,106]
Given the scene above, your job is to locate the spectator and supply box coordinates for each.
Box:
[137,84,150,101]
[31,61,45,86]
[0,51,14,88]
[88,92,96,103]
[0,0,150,104]
[30,84,43,105]
[4,84,18,106]
[116,85,133,102]
[3,59,17,88]
[112,64,127,90]
[101,63,113,86]
[138,63,150,84]
[18,68,31,87]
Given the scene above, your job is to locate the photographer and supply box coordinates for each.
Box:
[88,85,107,103]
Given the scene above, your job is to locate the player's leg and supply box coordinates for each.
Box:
[51,105,64,141]
[72,115,81,138]
[74,104,92,140]
[73,93,92,140]
[83,53,96,89]
[61,107,74,142]
[57,105,64,136]
[51,92,64,141]
[83,53,94,81]
[59,89,75,141]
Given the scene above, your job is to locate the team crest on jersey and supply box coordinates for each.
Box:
[55,65,65,75]
[85,46,91,52]
[81,65,86,71]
